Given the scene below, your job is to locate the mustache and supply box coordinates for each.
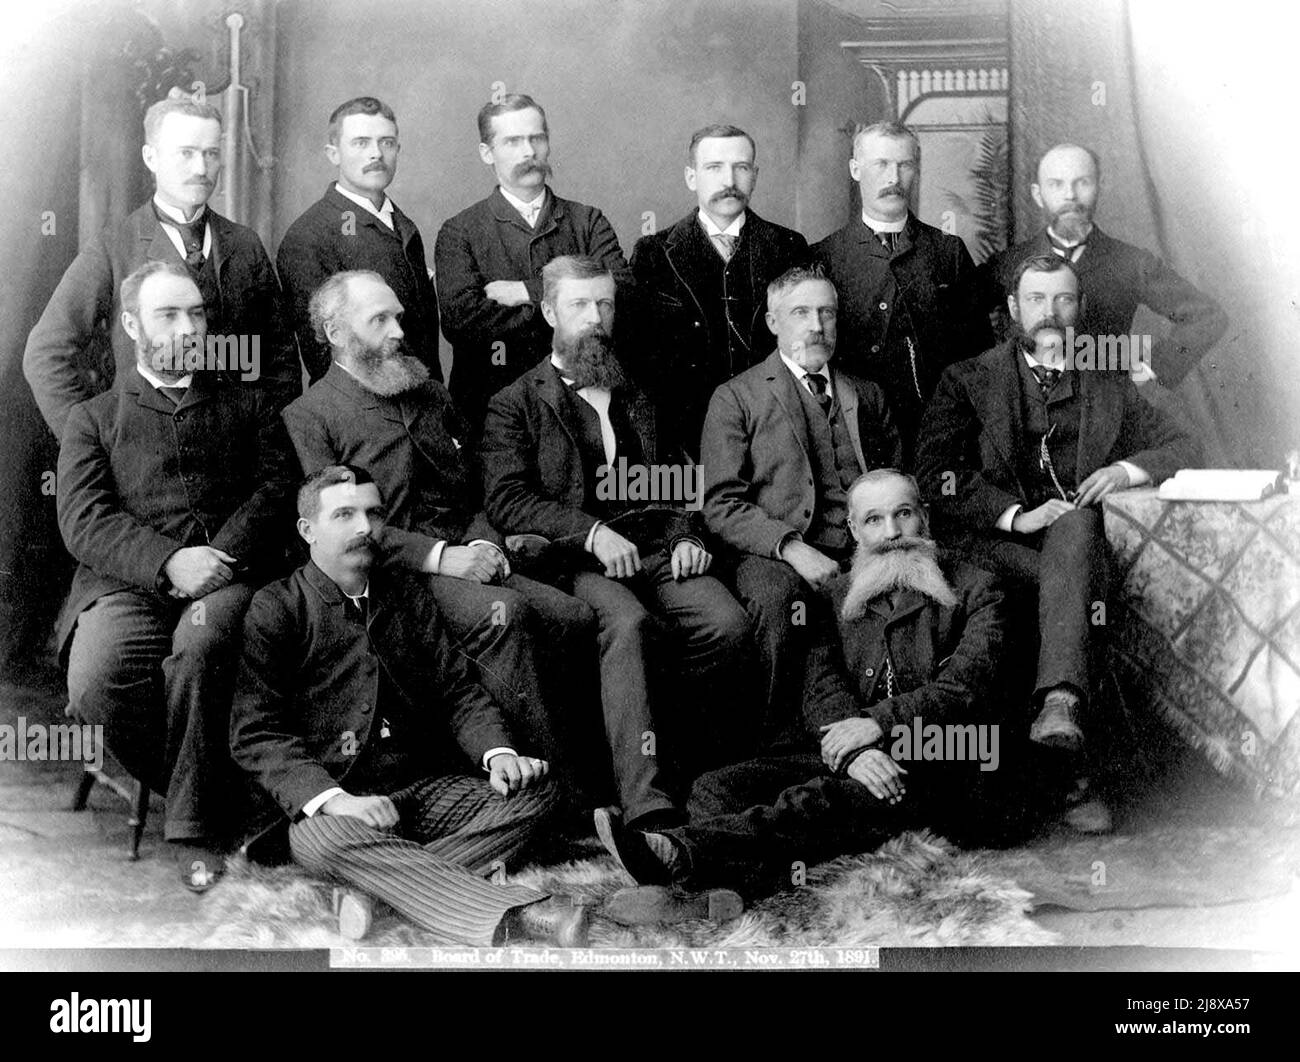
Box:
[710,187,747,202]
[511,159,552,180]
[877,184,905,198]
[363,162,390,173]
[344,534,375,554]
[841,535,957,619]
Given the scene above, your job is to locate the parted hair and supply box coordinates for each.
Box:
[765,262,835,310]
[540,254,613,307]
[297,464,378,521]
[1010,253,1079,298]
[327,96,398,144]
[143,91,222,145]
[120,260,198,317]
[687,123,756,165]
[477,93,548,144]
[851,119,920,162]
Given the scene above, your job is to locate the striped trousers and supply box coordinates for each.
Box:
[290,774,558,946]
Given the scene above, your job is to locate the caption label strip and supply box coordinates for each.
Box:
[331,946,880,970]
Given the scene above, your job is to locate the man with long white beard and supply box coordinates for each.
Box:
[592,469,1008,919]
[281,271,598,805]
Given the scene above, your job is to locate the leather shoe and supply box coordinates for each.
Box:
[594,806,672,886]
[1030,689,1085,751]
[173,842,226,894]
[605,885,744,926]
[333,887,374,940]
[509,896,591,947]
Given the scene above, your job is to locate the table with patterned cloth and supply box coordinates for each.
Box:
[1103,488,1300,797]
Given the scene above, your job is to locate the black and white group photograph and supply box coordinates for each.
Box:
[0,0,1297,1033]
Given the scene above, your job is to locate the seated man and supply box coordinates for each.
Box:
[230,465,587,946]
[482,254,752,833]
[57,260,296,891]
[701,264,901,739]
[915,254,1200,832]
[593,470,1007,916]
[281,269,596,790]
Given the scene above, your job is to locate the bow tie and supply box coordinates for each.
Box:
[1047,234,1086,261]
[1031,364,1062,399]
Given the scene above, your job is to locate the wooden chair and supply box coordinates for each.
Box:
[68,723,151,861]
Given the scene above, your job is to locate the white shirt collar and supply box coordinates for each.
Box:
[1023,350,1066,372]
[135,360,192,391]
[697,208,746,239]
[334,182,395,228]
[500,185,548,225]
[342,583,370,604]
[861,212,907,234]
[153,195,212,259]
[153,195,207,226]
[1046,222,1093,248]
[778,349,831,387]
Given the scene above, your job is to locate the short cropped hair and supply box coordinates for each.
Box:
[1010,253,1079,299]
[120,260,198,317]
[477,94,548,145]
[765,262,835,311]
[847,468,929,530]
[297,464,378,521]
[687,123,756,166]
[143,92,222,145]
[851,119,920,162]
[327,96,398,144]
[1036,143,1102,184]
[307,269,385,347]
[540,255,613,308]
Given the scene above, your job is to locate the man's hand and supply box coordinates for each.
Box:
[320,793,399,829]
[845,749,908,805]
[164,546,237,599]
[670,539,712,580]
[1011,499,1074,534]
[484,280,532,307]
[488,753,549,796]
[439,543,503,583]
[591,525,642,579]
[820,716,885,772]
[1074,464,1131,508]
[780,539,840,589]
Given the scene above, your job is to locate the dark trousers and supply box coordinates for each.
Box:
[665,751,925,897]
[947,507,1110,711]
[290,774,558,946]
[570,550,751,826]
[65,582,255,843]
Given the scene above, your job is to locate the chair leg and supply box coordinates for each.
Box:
[128,781,150,862]
[71,767,96,811]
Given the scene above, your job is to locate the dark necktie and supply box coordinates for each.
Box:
[875,229,899,254]
[1047,233,1086,262]
[159,385,187,406]
[804,372,832,416]
[344,595,369,627]
[1031,364,1062,401]
[153,202,206,269]
[711,232,738,262]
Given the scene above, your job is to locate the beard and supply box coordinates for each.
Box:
[137,330,193,384]
[1014,313,1069,354]
[1044,202,1092,242]
[840,534,958,620]
[554,327,627,391]
[342,332,430,397]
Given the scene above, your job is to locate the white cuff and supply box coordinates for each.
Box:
[996,504,1022,533]
[302,787,345,818]
[584,521,603,553]
[482,746,517,771]
[1116,461,1149,487]
[425,539,448,574]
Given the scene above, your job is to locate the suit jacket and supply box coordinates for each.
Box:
[981,226,1228,389]
[229,561,514,827]
[701,351,903,559]
[434,187,631,425]
[797,558,1007,754]
[281,362,499,571]
[276,185,442,383]
[55,366,297,650]
[628,209,808,455]
[812,213,991,425]
[914,340,1201,530]
[25,200,299,439]
[481,358,700,561]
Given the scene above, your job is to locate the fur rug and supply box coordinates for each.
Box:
[178,829,1056,950]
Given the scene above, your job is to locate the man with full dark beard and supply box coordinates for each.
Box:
[591,469,1008,920]
[435,94,631,434]
[916,255,1199,833]
[281,271,600,806]
[482,255,753,843]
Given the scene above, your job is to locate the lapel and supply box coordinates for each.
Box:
[323,362,391,420]
[1074,370,1123,479]
[136,202,184,267]
[531,357,582,452]
[123,365,176,416]
[983,342,1028,475]
[854,214,896,262]
[662,212,717,323]
[760,350,813,464]
[206,209,233,281]
[324,184,404,245]
[490,186,555,239]
[831,369,866,470]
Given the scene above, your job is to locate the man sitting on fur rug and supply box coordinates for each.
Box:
[230,464,589,946]
[595,468,1010,922]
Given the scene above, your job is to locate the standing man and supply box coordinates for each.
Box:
[701,265,901,737]
[277,97,442,384]
[813,121,990,462]
[628,124,808,458]
[981,142,1227,390]
[482,256,751,834]
[915,255,1200,832]
[435,93,631,434]
[230,465,588,946]
[57,261,296,891]
[26,92,298,440]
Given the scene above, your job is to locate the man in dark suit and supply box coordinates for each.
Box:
[593,470,1008,918]
[981,143,1227,391]
[25,93,298,440]
[482,255,751,834]
[915,254,1200,832]
[628,124,808,457]
[812,121,991,462]
[281,269,597,793]
[57,260,296,891]
[276,97,442,384]
[701,264,902,738]
[435,93,631,434]
[229,465,588,946]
